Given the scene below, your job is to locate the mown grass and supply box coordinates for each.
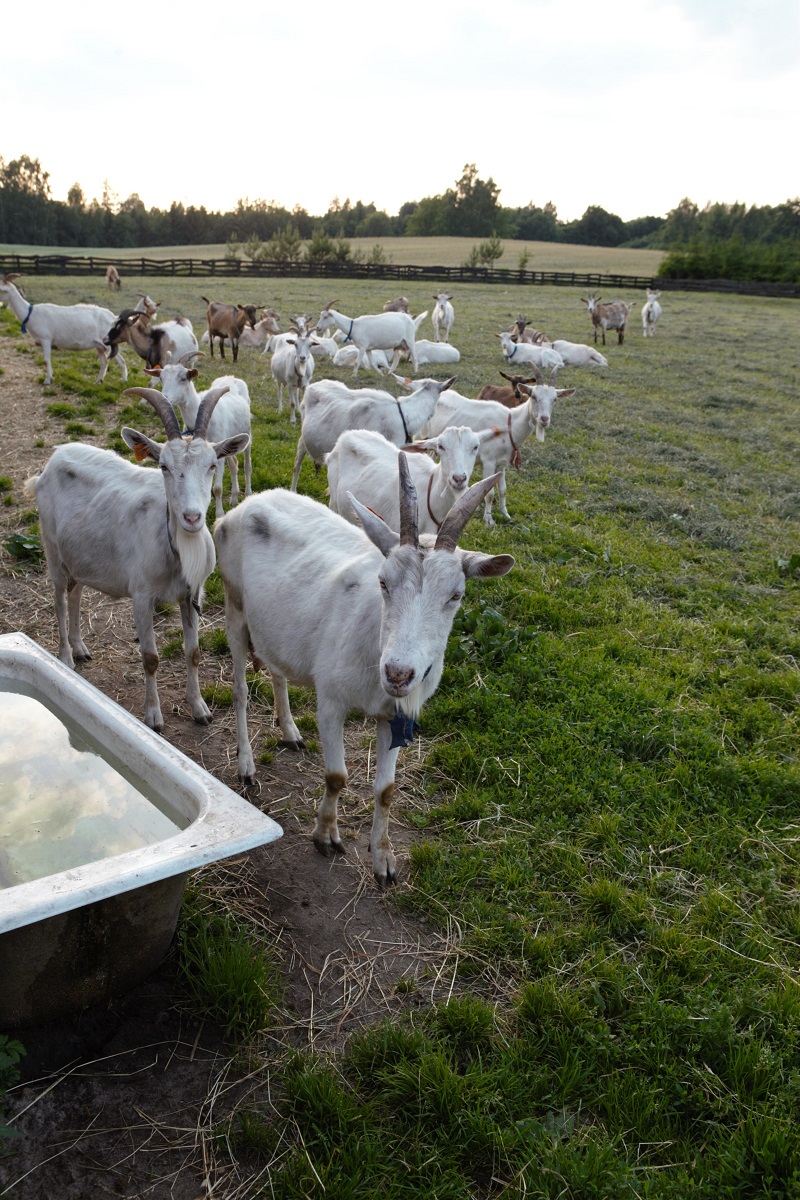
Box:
[2,277,799,1197]
[0,237,665,274]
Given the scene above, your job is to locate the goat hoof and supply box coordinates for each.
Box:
[375,867,398,889]
[193,712,213,726]
[280,737,305,751]
[314,836,345,857]
[239,771,257,787]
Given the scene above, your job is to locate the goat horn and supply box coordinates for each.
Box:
[435,473,503,553]
[548,366,560,386]
[178,350,204,365]
[123,387,183,441]
[193,386,230,440]
[397,452,419,549]
[531,364,544,386]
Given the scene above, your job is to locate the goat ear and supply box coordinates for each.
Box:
[213,433,250,460]
[143,367,162,378]
[187,368,199,380]
[459,551,516,579]
[555,389,577,400]
[121,427,161,463]
[347,493,400,556]
[401,440,435,453]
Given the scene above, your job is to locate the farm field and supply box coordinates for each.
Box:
[1,274,799,1198]
[0,236,666,275]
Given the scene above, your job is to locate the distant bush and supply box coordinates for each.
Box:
[659,235,800,283]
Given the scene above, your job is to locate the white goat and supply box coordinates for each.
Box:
[225,309,281,349]
[145,356,252,519]
[25,389,248,731]
[271,333,317,423]
[496,331,563,372]
[398,338,460,365]
[289,375,456,491]
[581,292,634,345]
[327,425,496,536]
[214,456,513,884]
[432,293,455,342]
[332,345,396,372]
[428,367,576,526]
[317,301,421,376]
[547,340,608,368]
[0,273,127,386]
[642,289,662,337]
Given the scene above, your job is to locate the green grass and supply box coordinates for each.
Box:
[0,237,665,275]
[2,275,799,1197]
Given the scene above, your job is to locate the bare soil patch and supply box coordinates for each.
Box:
[0,338,456,1198]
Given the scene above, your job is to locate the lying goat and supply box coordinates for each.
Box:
[496,331,564,371]
[0,273,126,386]
[214,455,513,884]
[25,389,248,730]
[477,371,539,408]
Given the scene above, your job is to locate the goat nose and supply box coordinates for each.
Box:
[539,415,549,426]
[183,510,202,528]
[451,473,467,488]
[384,663,415,688]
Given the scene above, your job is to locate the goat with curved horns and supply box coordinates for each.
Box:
[214,454,514,885]
[26,388,250,731]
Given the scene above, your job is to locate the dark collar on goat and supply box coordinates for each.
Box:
[20,303,33,333]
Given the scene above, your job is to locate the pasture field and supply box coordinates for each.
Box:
[1,274,799,1198]
[0,236,666,275]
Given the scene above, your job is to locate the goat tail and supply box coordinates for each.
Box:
[23,474,40,500]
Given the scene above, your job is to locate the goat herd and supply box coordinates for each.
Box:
[0,272,663,882]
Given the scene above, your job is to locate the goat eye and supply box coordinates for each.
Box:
[449,592,464,604]
[379,579,389,593]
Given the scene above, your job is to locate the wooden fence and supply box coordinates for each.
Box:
[1,253,798,298]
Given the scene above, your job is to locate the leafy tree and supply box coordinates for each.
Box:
[564,205,626,247]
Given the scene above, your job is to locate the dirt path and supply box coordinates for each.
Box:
[0,335,457,1199]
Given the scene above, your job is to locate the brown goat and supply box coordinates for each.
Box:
[581,292,634,345]
[509,316,549,344]
[477,371,540,409]
[383,296,410,313]
[105,265,121,290]
[202,297,260,361]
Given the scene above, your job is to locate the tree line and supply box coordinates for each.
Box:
[1,157,798,281]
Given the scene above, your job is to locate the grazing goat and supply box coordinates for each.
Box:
[581,292,634,345]
[103,310,198,369]
[105,265,121,291]
[431,293,455,343]
[145,355,252,518]
[0,273,127,386]
[202,297,259,361]
[383,296,410,313]
[317,301,421,376]
[271,333,317,423]
[642,289,662,337]
[327,425,496,535]
[214,456,513,884]
[25,388,249,731]
[428,367,576,526]
[290,375,456,491]
[497,331,564,371]
[478,371,539,408]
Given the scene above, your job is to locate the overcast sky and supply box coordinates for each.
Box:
[2,0,797,225]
